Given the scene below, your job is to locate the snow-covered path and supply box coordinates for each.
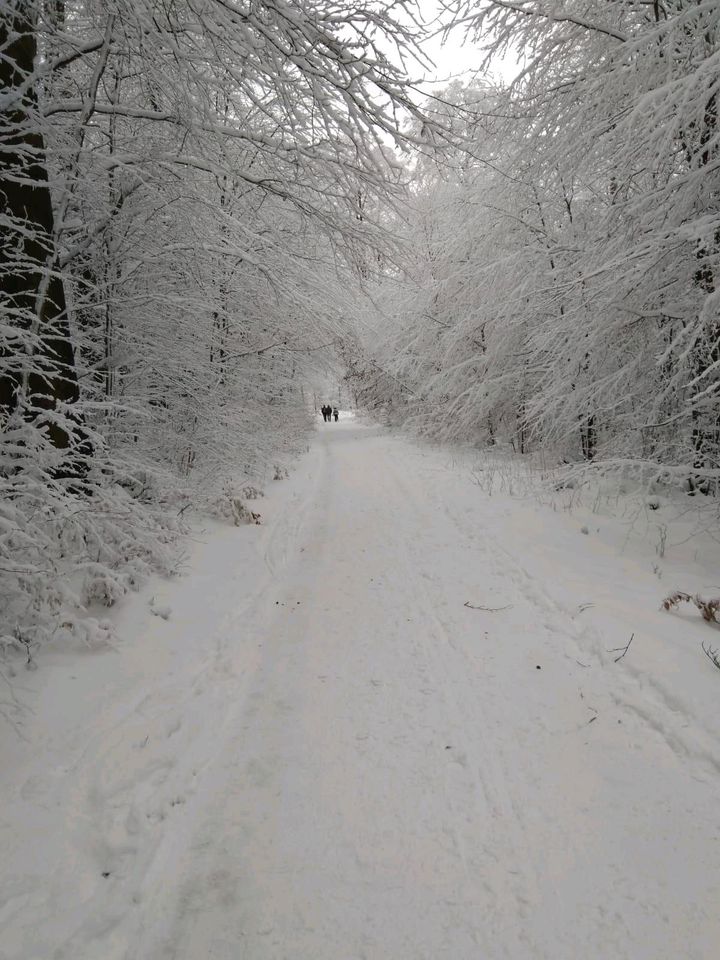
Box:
[3,422,720,959]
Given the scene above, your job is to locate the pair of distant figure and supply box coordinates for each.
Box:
[321,405,338,422]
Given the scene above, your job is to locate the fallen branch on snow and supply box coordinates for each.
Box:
[464,601,513,612]
[608,633,634,663]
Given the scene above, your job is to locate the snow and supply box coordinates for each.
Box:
[2,420,720,959]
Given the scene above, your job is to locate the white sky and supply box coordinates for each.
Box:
[412,2,522,89]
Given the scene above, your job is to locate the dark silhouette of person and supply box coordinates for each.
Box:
[321,405,330,421]
[333,407,339,422]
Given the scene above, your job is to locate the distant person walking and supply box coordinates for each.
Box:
[333,407,339,422]
[321,405,330,422]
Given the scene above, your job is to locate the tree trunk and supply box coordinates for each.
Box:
[685,92,719,495]
[580,414,596,461]
[0,1,86,463]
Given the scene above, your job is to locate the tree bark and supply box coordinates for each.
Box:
[0,1,85,461]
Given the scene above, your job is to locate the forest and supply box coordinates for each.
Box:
[2,0,720,651]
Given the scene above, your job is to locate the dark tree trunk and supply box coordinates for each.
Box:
[687,256,720,496]
[684,92,720,495]
[580,414,596,461]
[0,1,86,463]
[516,399,526,455]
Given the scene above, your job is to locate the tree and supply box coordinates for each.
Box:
[360,1,720,488]
[0,0,430,649]
[0,2,85,465]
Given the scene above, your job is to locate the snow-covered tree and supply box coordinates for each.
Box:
[360,1,720,490]
[0,0,427,650]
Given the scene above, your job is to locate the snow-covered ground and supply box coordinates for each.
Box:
[2,420,719,960]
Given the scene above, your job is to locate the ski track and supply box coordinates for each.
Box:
[2,423,720,960]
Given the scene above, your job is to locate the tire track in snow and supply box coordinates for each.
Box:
[401,445,720,958]
[16,427,716,960]
[261,439,327,577]
[3,445,333,960]
[141,428,541,960]
[433,465,720,787]
[382,454,554,958]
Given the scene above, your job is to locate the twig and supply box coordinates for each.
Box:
[0,666,30,739]
[701,641,720,672]
[609,633,634,663]
[464,601,513,612]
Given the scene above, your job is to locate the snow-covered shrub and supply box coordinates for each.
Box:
[231,501,263,526]
[0,443,181,658]
[54,616,116,650]
[205,483,263,526]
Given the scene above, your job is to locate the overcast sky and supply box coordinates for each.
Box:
[414,2,521,89]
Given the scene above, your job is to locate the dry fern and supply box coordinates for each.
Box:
[662,591,720,623]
